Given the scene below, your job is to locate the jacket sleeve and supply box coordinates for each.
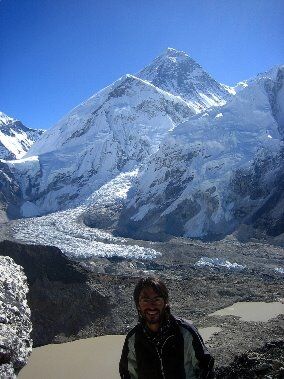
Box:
[119,333,138,379]
[180,321,215,379]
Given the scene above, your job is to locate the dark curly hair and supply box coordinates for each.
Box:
[133,276,169,306]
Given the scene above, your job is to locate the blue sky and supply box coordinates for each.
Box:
[1,0,283,130]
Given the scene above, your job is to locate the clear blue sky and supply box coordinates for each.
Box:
[1,0,283,130]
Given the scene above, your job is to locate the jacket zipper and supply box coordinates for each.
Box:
[154,345,165,379]
[154,334,175,379]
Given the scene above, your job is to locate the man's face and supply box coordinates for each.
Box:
[137,287,167,327]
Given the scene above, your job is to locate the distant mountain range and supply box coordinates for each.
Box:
[1,48,283,241]
[0,113,44,222]
[0,112,44,160]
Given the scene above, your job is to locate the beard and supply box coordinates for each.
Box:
[140,306,167,325]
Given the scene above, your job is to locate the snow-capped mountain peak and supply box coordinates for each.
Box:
[234,64,284,93]
[136,48,232,110]
[139,47,202,77]
[26,73,194,157]
[10,67,197,215]
[160,47,195,61]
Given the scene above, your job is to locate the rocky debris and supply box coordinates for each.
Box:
[215,340,284,378]
[74,236,284,375]
[0,256,32,378]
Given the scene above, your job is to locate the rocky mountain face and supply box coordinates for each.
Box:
[6,48,230,217]
[0,112,44,160]
[0,160,23,223]
[117,66,284,240]
[0,255,32,378]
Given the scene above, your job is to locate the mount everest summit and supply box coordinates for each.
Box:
[2,48,284,241]
[137,47,232,109]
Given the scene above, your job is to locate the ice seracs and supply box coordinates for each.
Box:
[11,205,161,260]
[195,257,246,271]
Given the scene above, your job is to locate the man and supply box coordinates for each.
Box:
[119,277,214,379]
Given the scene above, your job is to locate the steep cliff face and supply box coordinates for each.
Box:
[0,255,32,378]
[118,66,284,240]
[0,240,115,347]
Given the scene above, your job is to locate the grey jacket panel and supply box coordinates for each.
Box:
[127,333,138,379]
[180,326,200,378]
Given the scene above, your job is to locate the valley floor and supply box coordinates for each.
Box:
[1,208,284,377]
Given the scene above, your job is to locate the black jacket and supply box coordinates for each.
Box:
[119,315,214,379]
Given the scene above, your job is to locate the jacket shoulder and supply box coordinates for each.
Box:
[174,315,215,376]
[173,316,202,339]
[124,323,141,340]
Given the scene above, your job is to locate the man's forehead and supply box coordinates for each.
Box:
[139,286,160,298]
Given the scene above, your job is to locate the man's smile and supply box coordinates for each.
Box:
[145,310,160,316]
